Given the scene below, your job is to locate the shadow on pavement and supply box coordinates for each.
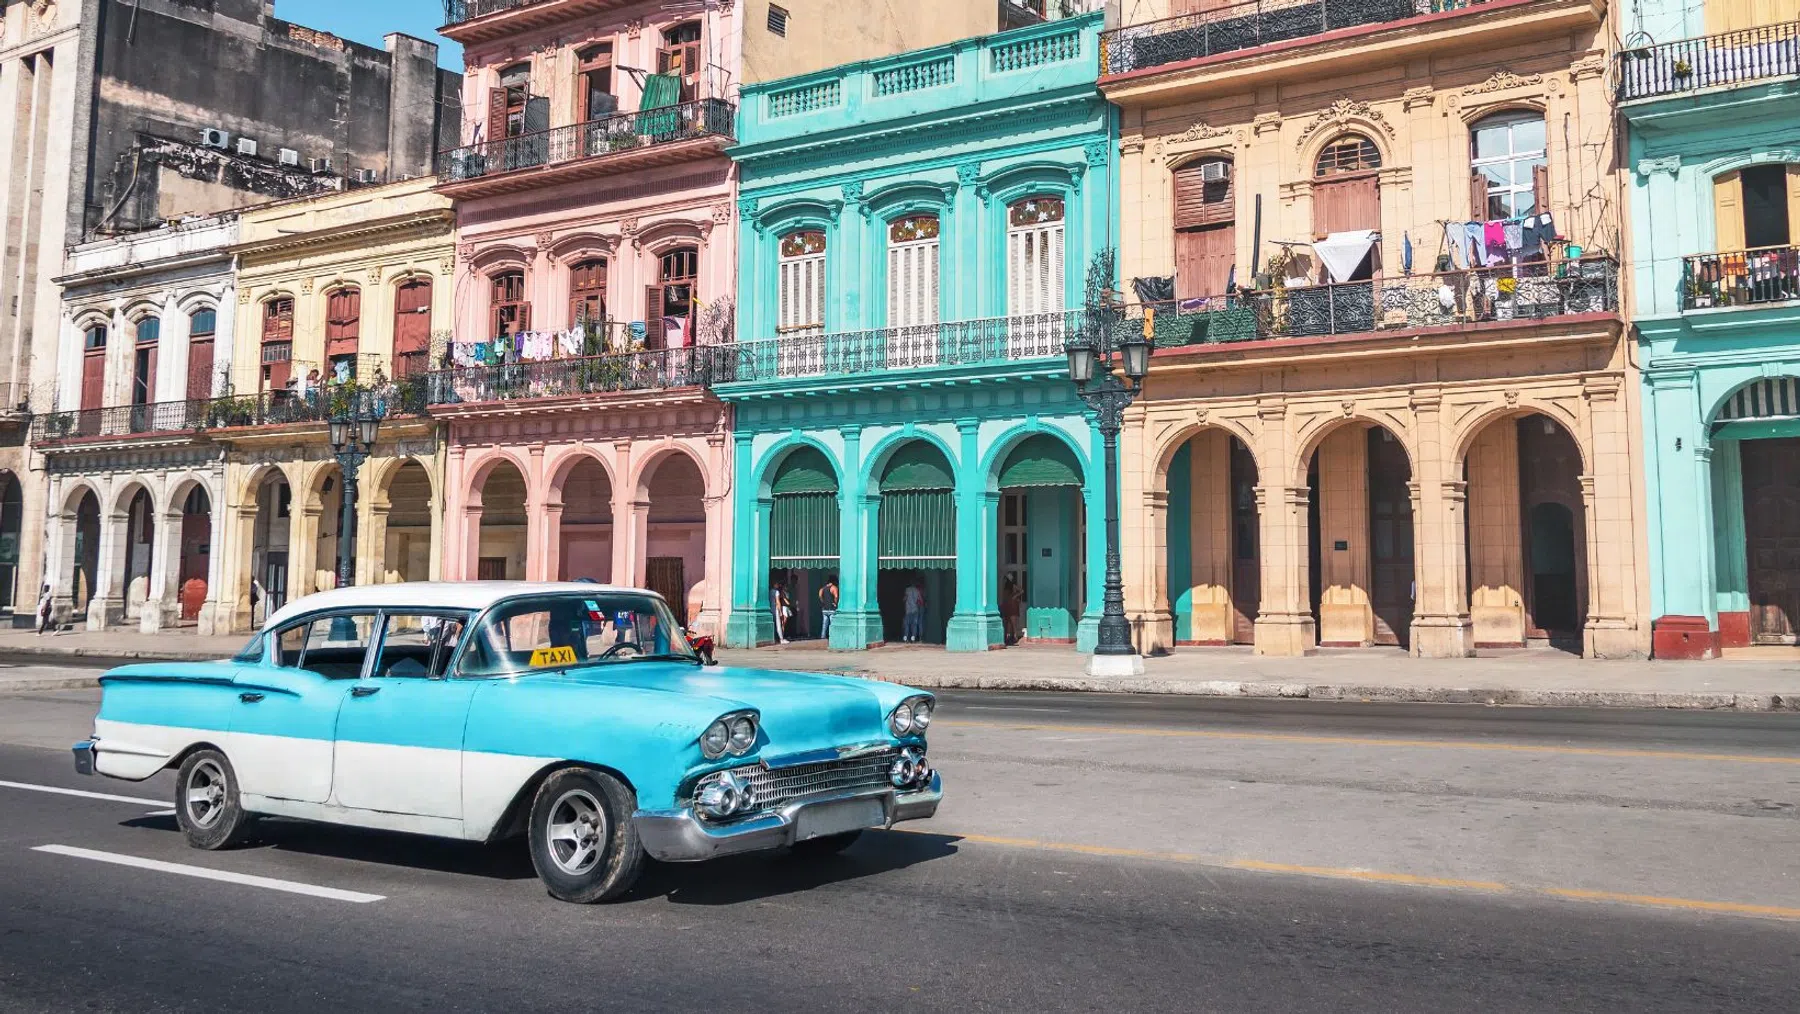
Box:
[230,818,539,881]
[636,829,961,905]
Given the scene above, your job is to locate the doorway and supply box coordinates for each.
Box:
[1743,437,1800,644]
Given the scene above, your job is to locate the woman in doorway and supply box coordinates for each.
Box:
[902,579,926,643]
[770,575,790,644]
[1000,577,1022,646]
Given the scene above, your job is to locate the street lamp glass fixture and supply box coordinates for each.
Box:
[1065,336,1096,386]
[359,417,379,447]
[1121,333,1150,382]
[328,418,349,450]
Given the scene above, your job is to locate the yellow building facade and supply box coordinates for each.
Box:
[1105,0,1648,658]
[215,179,455,631]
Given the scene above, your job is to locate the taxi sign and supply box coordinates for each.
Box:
[528,645,578,668]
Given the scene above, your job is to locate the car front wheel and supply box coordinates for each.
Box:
[526,768,645,903]
[174,748,256,850]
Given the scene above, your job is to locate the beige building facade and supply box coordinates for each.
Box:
[1105,0,1649,658]
[740,0,1102,82]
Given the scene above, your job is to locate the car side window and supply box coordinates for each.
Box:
[297,613,379,680]
[373,613,470,679]
[274,622,309,667]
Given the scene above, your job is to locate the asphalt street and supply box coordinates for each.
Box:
[2,685,1799,1012]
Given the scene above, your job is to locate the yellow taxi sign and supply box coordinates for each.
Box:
[528,645,578,668]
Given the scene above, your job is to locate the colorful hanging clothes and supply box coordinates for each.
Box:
[1482,221,1507,266]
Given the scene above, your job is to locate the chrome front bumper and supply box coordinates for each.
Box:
[634,771,943,862]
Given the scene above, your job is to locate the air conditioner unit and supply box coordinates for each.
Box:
[199,128,230,149]
[236,137,258,157]
[355,168,380,184]
[308,157,333,174]
[277,148,300,166]
[1200,161,1231,183]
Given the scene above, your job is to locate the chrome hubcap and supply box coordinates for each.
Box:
[185,759,228,829]
[546,789,606,876]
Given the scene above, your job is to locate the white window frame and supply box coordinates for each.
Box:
[1471,112,1546,220]
[776,230,827,377]
[1006,197,1067,358]
[886,216,940,367]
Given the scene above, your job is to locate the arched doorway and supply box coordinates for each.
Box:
[1741,436,1800,644]
[380,461,432,583]
[250,472,292,622]
[644,453,706,627]
[768,446,839,643]
[874,441,956,646]
[122,487,155,620]
[1464,411,1588,652]
[557,457,613,582]
[73,490,102,620]
[475,460,528,580]
[1306,423,1413,648]
[996,435,1086,644]
[1165,430,1259,645]
[0,472,21,612]
[178,486,211,622]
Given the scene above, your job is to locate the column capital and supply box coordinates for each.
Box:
[1440,479,1468,503]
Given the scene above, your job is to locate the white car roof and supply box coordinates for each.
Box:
[261,581,658,631]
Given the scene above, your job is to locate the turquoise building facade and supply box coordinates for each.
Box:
[718,14,1116,652]
[1624,5,1800,657]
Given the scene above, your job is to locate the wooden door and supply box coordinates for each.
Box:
[1176,223,1235,300]
[1000,492,1029,611]
[1367,428,1414,648]
[1229,439,1260,644]
[477,557,509,581]
[1312,173,1380,239]
[646,556,687,626]
[80,352,105,411]
[1743,437,1800,645]
[186,340,214,400]
[393,280,432,377]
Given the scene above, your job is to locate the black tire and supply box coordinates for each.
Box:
[174,748,256,850]
[788,830,862,858]
[526,768,645,903]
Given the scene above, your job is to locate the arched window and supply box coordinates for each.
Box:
[490,271,528,338]
[261,297,294,392]
[777,231,826,337]
[80,322,107,412]
[1008,197,1065,316]
[1470,112,1546,220]
[187,307,217,401]
[887,215,940,329]
[324,287,361,383]
[1173,156,1235,299]
[1314,135,1381,177]
[131,316,159,408]
[650,247,698,348]
[1311,134,1382,245]
[490,62,531,142]
[659,23,703,102]
[393,279,432,378]
[569,259,607,326]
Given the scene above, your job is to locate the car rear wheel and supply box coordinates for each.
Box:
[526,768,644,903]
[174,748,256,850]
[789,830,862,858]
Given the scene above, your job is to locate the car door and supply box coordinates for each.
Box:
[228,611,372,803]
[330,611,477,819]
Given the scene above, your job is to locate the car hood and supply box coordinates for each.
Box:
[530,662,911,760]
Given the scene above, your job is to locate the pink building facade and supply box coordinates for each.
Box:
[432,0,740,635]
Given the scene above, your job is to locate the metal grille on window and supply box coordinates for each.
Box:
[1315,136,1382,177]
[887,215,940,367]
[777,230,826,377]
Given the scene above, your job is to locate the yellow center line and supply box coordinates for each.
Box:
[891,829,1800,921]
[937,719,1800,765]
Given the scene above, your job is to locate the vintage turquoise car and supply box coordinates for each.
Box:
[72,582,942,902]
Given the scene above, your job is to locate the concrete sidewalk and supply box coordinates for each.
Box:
[2,626,1799,710]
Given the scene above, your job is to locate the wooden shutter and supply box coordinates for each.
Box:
[1714,170,1746,253]
[487,87,507,145]
[186,340,215,401]
[1787,165,1800,246]
[1176,224,1235,300]
[1313,175,1380,238]
[81,352,105,411]
[644,285,664,347]
[1531,164,1550,218]
[325,289,361,358]
[393,280,432,355]
[1174,162,1232,229]
[1470,172,1489,220]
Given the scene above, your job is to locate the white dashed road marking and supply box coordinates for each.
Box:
[32,845,386,903]
[0,779,164,807]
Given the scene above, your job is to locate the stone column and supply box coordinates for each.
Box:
[1581,376,1641,657]
[831,429,879,649]
[426,467,445,582]
[1645,371,1716,657]
[156,294,188,403]
[724,433,768,647]
[88,508,125,631]
[199,480,228,635]
[227,498,260,633]
[140,508,183,632]
[41,501,71,624]
[697,492,728,637]
[292,495,323,598]
[1409,390,1474,658]
[1315,426,1373,647]
[442,445,470,581]
[1251,402,1313,655]
[212,290,238,396]
[1466,420,1526,648]
[1123,409,1173,654]
[609,440,635,587]
[947,419,1000,652]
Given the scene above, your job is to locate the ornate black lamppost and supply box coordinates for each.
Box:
[327,397,381,590]
[1068,251,1151,676]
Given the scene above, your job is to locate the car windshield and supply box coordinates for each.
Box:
[458,591,698,677]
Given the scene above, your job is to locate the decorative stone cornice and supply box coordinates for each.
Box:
[956,163,981,187]
[1401,87,1435,112]
[1120,134,1145,155]
[1083,141,1109,167]
[1569,53,1606,81]
[1635,155,1681,177]
[1464,70,1544,96]
[1252,112,1282,137]
[1582,375,1622,402]
[1294,98,1395,151]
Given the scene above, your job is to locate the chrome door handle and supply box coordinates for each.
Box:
[350,685,381,698]
[238,692,264,703]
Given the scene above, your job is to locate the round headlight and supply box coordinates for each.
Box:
[911,700,933,730]
[889,703,914,735]
[700,720,730,759]
[728,716,756,753]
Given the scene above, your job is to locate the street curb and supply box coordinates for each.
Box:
[0,644,222,662]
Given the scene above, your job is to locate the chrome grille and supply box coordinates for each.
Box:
[741,751,896,810]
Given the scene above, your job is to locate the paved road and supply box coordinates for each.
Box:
[2,686,1799,1011]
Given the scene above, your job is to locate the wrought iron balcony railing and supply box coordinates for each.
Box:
[1682,246,1800,310]
[427,346,719,406]
[1100,0,1476,77]
[1116,257,1617,350]
[441,0,551,26]
[435,99,735,183]
[1617,21,1799,101]
[716,310,1083,384]
[32,381,429,444]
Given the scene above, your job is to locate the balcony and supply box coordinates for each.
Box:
[435,99,735,199]
[427,346,721,410]
[1102,0,1483,76]
[1616,22,1799,102]
[715,310,1082,388]
[31,382,429,447]
[441,0,636,44]
[1120,257,1617,351]
[1682,246,1800,311]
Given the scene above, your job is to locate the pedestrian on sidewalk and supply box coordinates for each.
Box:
[34,584,53,635]
[819,575,839,640]
[770,576,790,644]
[902,579,926,643]
[249,577,265,627]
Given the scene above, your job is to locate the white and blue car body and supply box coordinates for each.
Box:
[74,582,941,902]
